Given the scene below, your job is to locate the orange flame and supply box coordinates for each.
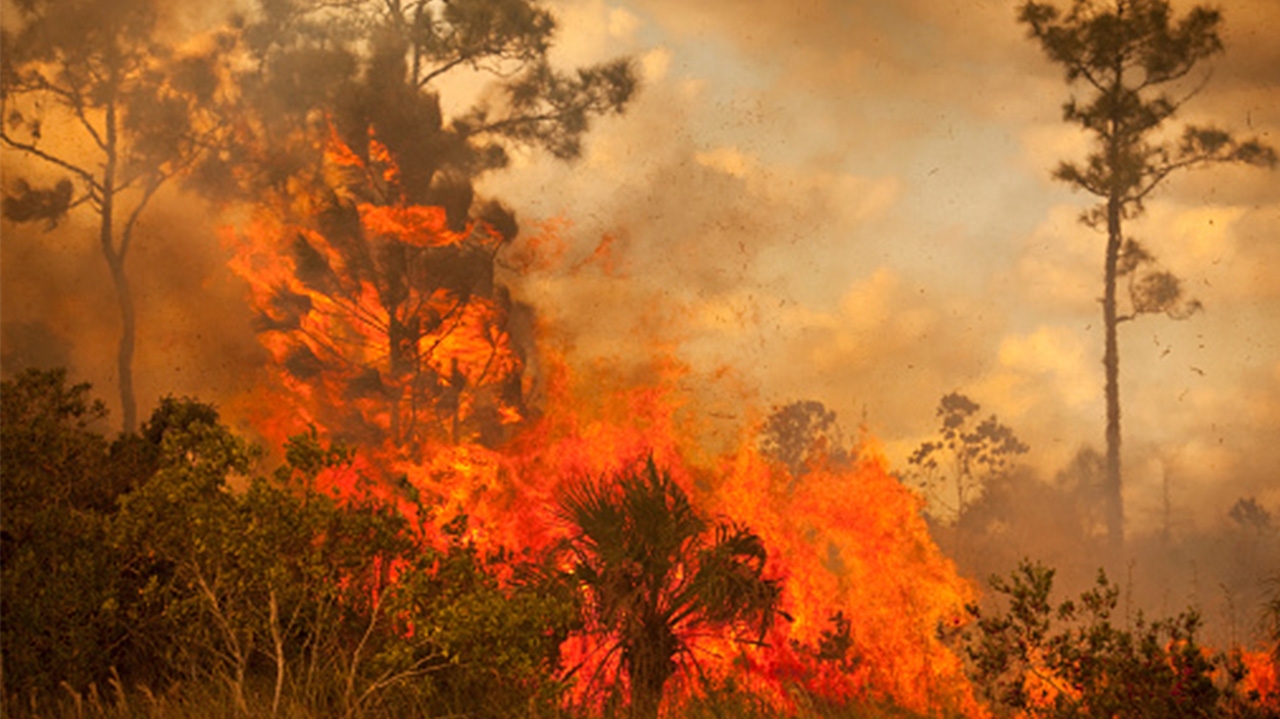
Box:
[224,127,984,715]
[1238,650,1279,712]
[224,126,526,452]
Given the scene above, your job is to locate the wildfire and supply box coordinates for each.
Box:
[708,446,980,714]
[225,125,528,454]
[1237,650,1279,712]
[224,126,983,715]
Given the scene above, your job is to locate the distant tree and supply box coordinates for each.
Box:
[1,0,237,432]
[1228,497,1272,533]
[557,459,782,719]
[759,399,849,480]
[1054,445,1108,538]
[908,392,1028,525]
[1017,0,1277,550]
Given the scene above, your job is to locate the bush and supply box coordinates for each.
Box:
[965,560,1271,718]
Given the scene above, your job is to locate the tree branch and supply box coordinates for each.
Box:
[68,92,110,152]
[417,53,473,87]
[1129,154,1212,202]
[118,173,167,261]
[0,131,101,191]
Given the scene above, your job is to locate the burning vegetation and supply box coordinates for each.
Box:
[2,0,1278,718]
[226,126,531,452]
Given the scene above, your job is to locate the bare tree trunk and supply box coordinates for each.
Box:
[107,254,138,433]
[388,314,417,448]
[628,657,665,719]
[1103,192,1124,552]
[269,590,285,719]
[627,618,676,719]
[99,90,138,434]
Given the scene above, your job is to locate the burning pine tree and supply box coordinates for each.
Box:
[228,126,533,454]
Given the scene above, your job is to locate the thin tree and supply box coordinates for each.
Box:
[909,392,1028,524]
[908,392,1028,566]
[1,0,234,432]
[1017,0,1276,549]
[557,459,783,719]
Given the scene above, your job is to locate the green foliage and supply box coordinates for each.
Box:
[1,368,113,512]
[557,458,783,719]
[965,560,1268,719]
[0,369,125,696]
[110,398,267,702]
[373,518,579,717]
[2,371,577,717]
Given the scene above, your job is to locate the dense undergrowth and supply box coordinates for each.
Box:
[3,368,1277,719]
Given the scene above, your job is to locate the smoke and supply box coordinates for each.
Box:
[480,0,1280,644]
[0,177,268,430]
[2,0,1277,650]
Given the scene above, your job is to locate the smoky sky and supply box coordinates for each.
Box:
[478,0,1280,539]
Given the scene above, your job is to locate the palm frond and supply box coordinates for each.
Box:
[555,456,784,717]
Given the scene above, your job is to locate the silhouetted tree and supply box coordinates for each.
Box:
[557,459,782,719]
[909,392,1028,525]
[1228,497,1272,533]
[1054,445,1108,538]
[1017,0,1276,550]
[235,130,533,450]
[759,399,849,480]
[236,0,636,184]
[1,0,236,432]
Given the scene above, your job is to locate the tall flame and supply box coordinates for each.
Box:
[225,125,527,454]
[224,127,983,715]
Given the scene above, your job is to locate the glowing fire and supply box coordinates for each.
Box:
[1237,650,1279,712]
[225,126,527,454]
[225,127,982,715]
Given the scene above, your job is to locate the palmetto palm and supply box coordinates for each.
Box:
[557,458,782,719]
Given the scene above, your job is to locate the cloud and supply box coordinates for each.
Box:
[548,0,644,67]
[995,325,1093,410]
[1012,204,1100,315]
